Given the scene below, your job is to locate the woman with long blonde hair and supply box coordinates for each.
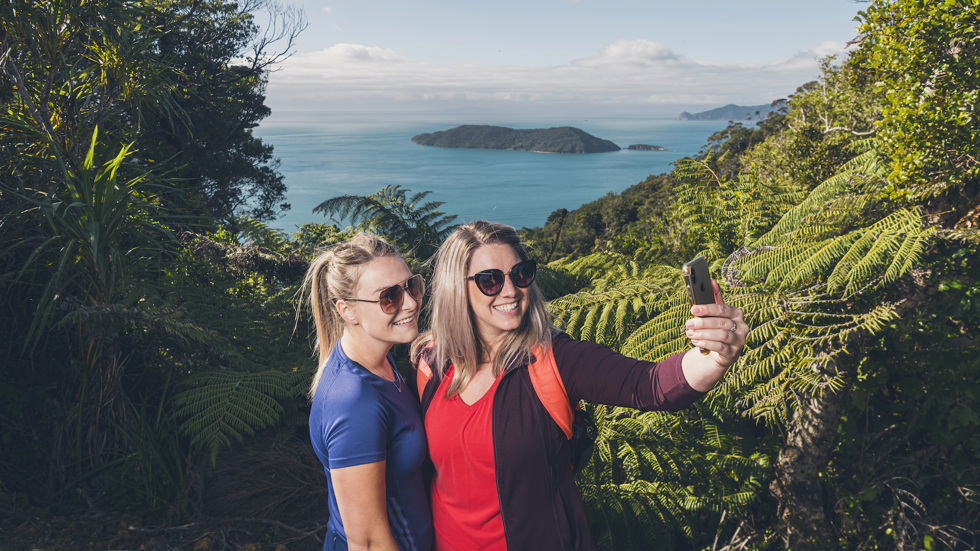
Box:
[413,220,747,551]
[305,233,431,551]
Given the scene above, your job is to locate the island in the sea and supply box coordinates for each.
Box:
[627,144,666,151]
[411,125,621,153]
[677,101,786,121]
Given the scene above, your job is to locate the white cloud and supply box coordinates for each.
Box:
[766,40,848,72]
[266,39,848,113]
[306,43,409,63]
[322,6,332,12]
[571,39,681,67]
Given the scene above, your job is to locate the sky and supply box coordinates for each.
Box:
[261,0,868,119]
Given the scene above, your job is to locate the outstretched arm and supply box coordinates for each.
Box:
[682,279,746,392]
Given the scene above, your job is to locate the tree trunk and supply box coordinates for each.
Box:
[767,260,949,550]
[770,369,847,551]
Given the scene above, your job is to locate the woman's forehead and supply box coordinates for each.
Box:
[357,256,410,293]
[469,243,520,271]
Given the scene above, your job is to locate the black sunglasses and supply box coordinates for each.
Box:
[345,274,425,314]
[466,259,537,296]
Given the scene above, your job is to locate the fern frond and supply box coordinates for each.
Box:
[620,297,691,362]
[755,147,889,246]
[235,217,290,250]
[535,264,589,301]
[577,404,768,550]
[549,280,676,347]
[174,370,292,461]
[312,185,457,257]
[732,207,932,295]
[716,284,902,424]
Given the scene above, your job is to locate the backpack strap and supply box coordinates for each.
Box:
[528,345,574,440]
[419,343,575,441]
[416,351,433,399]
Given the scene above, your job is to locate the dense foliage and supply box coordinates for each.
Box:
[0,0,306,518]
[857,0,980,199]
[2,1,979,550]
[140,0,301,222]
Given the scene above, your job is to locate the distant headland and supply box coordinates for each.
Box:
[411,125,621,154]
[627,144,666,151]
[677,102,785,121]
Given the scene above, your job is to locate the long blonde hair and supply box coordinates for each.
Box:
[413,220,553,398]
[303,233,401,400]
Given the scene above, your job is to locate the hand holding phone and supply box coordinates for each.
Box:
[680,256,748,378]
[682,255,715,355]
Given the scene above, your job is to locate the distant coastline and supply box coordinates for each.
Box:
[677,101,785,121]
[258,117,732,232]
[411,125,621,154]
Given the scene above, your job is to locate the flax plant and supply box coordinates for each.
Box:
[3,127,175,480]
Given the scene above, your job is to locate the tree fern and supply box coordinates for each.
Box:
[550,250,637,282]
[576,402,769,550]
[673,155,806,251]
[547,133,935,547]
[235,216,294,251]
[720,136,932,300]
[549,253,679,348]
[734,207,933,295]
[707,283,903,425]
[313,185,458,259]
[546,243,770,549]
[754,143,889,246]
[151,228,319,463]
[619,296,694,362]
[174,369,305,461]
[534,263,590,301]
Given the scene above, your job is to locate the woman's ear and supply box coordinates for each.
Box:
[335,299,360,325]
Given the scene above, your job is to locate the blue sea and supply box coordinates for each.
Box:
[255,114,730,232]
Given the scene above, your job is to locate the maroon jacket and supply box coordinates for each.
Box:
[416,332,706,551]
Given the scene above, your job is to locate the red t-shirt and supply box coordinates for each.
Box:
[426,366,507,551]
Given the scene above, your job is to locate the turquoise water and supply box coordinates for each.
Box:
[256,114,730,232]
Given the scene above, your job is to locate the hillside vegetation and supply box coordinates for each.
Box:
[2,1,979,550]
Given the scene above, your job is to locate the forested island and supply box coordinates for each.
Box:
[411,125,621,153]
[627,144,666,151]
[2,1,980,551]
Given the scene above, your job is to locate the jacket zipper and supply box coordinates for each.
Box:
[492,366,521,548]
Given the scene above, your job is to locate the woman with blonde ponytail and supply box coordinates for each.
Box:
[413,221,747,551]
[305,233,431,551]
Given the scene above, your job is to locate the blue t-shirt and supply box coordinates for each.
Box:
[309,340,432,551]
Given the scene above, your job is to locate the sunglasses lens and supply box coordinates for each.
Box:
[511,260,536,288]
[378,284,404,314]
[476,271,504,296]
[406,274,425,301]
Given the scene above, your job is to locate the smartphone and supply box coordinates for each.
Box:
[682,255,715,306]
[682,255,715,355]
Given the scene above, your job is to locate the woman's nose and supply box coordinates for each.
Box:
[498,274,518,297]
[402,288,420,311]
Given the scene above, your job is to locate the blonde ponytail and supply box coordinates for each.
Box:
[302,233,400,400]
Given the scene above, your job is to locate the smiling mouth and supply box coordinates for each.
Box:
[393,316,415,326]
[494,302,519,313]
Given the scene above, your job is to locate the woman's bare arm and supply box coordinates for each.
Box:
[331,461,400,551]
